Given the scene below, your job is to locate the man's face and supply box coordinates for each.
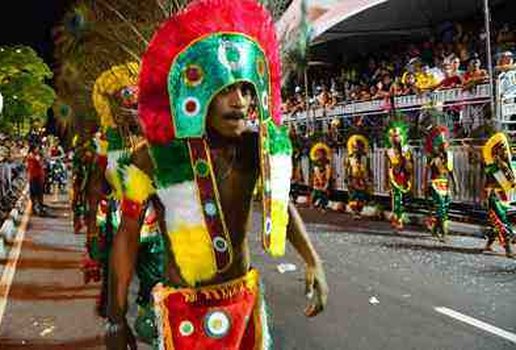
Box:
[407,73,416,85]
[207,82,253,138]
[390,128,401,145]
[452,58,460,71]
[383,75,392,85]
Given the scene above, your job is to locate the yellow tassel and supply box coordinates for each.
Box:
[269,200,288,257]
[124,165,156,204]
[168,224,217,286]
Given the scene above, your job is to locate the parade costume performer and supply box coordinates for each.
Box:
[423,125,456,241]
[309,142,332,210]
[106,1,328,349]
[345,134,371,218]
[385,120,413,231]
[482,132,516,258]
[71,135,95,235]
[90,63,165,335]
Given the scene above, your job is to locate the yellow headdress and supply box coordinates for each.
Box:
[347,134,369,154]
[92,62,139,130]
[310,142,332,161]
[483,132,511,166]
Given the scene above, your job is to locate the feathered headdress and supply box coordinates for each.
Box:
[92,62,140,198]
[424,125,449,155]
[134,0,292,287]
[309,142,332,162]
[347,134,369,155]
[385,120,409,148]
[483,132,511,166]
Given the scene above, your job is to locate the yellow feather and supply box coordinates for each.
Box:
[124,165,156,203]
[168,224,217,286]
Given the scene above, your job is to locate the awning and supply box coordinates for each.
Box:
[311,0,509,45]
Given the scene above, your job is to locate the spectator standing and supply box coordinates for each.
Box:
[26,145,46,215]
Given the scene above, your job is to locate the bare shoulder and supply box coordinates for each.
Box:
[130,141,154,176]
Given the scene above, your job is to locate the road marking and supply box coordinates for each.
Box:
[0,201,31,326]
[434,306,516,344]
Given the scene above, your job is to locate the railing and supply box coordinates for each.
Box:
[297,145,486,205]
[284,84,491,122]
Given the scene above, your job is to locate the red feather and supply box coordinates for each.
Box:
[138,0,282,145]
[425,125,450,154]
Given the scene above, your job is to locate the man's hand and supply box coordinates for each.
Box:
[304,262,328,317]
[105,318,137,350]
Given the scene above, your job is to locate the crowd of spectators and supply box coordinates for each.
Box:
[282,20,516,115]
[0,133,28,221]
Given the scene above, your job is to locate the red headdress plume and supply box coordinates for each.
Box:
[425,125,450,154]
[138,0,282,145]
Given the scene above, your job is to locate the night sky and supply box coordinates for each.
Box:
[0,0,72,68]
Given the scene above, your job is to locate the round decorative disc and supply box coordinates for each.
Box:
[182,97,200,117]
[204,310,231,338]
[256,58,265,77]
[179,320,194,337]
[184,65,204,86]
[213,236,228,252]
[262,91,269,111]
[204,201,217,216]
[265,218,272,235]
[195,160,210,177]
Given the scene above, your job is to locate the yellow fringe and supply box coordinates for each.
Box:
[124,164,156,203]
[268,200,288,257]
[157,269,259,304]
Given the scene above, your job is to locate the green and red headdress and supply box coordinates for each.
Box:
[132,0,292,287]
[424,125,450,155]
[385,120,409,149]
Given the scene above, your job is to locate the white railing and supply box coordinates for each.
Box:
[284,84,491,122]
[297,145,485,205]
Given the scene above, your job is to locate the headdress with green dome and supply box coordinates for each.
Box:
[121,0,293,287]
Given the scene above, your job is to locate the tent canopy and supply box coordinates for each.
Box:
[312,0,508,45]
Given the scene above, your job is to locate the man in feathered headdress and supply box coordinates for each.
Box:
[106,1,328,348]
[345,134,372,218]
[86,63,165,342]
[309,142,332,211]
[423,125,456,241]
[482,132,516,258]
[385,120,413,231]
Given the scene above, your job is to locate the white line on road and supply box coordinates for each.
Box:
[434,306,516,344]
[0,201,31,326]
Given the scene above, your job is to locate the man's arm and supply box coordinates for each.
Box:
[287,201,328,317]
[107,213,141,321]
[85,165,104,253]
[106,212,141,350]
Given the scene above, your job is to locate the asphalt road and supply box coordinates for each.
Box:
[253,207,516,350]
[0,197,515,349]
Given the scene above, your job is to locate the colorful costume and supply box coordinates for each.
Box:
[90,63,165,332]
[482,132,516,257]
[346,134,371,217]
[385,120,412,230]
[424,125,453,240]
[309,142,332,210]
[119,0,292,348]
[71,136,95,234]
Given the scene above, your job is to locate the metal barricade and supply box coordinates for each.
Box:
[296,145,485,205]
